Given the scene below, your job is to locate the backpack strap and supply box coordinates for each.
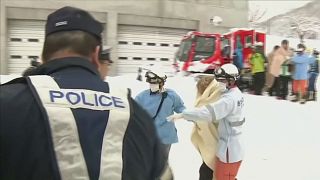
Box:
[152,92,168,119]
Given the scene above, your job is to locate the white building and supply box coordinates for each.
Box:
[0,0,248,75]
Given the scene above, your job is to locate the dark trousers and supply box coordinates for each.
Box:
[269,77,279,96]
[158,144,173,180]
[279,76,290,99]
[308,73,318,92]
[199,162,213,180]
[253,72,265,95]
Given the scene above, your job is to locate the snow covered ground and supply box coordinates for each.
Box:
[107,74,320,180]
[176,81,320,180]
[1,74,319,180]
[170,93,320,180]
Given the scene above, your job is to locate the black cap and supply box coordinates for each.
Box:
[297,43,306,49]
[99,48,113,63]
[281,39,289,45]
[45,6,103,40]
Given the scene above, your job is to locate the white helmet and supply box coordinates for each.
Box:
[145,68,167,84]
[214,63,239,81]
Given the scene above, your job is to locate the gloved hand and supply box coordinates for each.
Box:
[166,113,183,122]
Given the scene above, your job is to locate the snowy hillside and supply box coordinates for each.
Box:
[257,1,320,40]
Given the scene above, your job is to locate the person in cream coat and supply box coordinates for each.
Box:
[189,75,221,180]
[168,64,245,180]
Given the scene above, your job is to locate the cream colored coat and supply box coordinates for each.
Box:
[190,80,221,170]
[269,47,290,77]
[265,51,276,88]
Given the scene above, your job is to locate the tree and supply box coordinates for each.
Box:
[283,16,320,43]
[248,5,267,29]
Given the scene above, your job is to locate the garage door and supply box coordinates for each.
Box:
[8,20,45,75]
[117,25,191,75]
[8,20,106,75]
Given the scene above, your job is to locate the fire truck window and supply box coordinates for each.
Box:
[245,36,252,44]
[176,38,192,62]
[195,37,215,53]
[221,38,230,58]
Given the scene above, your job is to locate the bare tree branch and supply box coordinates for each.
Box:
[282,15,320,42]
[249,5,267,28]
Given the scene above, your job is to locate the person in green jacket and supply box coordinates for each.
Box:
[250,45,266,95]
[278,57,292,100]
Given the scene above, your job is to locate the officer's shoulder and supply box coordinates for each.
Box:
[1,77,27,89]
[1,76,26,85]
[0,77,31,102]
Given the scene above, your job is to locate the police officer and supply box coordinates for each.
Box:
[0,6,165,180]
[98,47,113,79]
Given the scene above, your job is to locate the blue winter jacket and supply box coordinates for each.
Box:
[292,54,315,80]
[309,56,319,74]
[233,48,243,70]
[135,89,186,144]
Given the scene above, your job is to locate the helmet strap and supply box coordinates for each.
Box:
[226,78,237,89]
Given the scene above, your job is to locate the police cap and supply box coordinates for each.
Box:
[45,6,103,40]
[99,47,113,63]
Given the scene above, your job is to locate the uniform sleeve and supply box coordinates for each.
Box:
[172,92,186,113]
[182,96,234,123]
[211,96,234,120]
[181,106,213,122]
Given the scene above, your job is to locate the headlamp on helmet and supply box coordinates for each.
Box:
[214,64,240,81]
[145,71,167,84]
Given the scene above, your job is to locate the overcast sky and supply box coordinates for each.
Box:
[249,0,312,22]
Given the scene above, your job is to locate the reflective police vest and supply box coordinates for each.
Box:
[27,75,130,180]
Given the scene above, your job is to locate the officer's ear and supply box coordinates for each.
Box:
[91,45,101,70]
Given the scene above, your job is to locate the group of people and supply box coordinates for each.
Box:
[1,6,246,180]
[249,39,319,104]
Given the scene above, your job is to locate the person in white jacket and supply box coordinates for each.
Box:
[187,75,221,180]
[168,63,245,180]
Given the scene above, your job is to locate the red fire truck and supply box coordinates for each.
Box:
[174,28,266,74]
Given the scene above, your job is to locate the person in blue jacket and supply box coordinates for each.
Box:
[233,36,244,71]
[0,6,166,180]
[291,44,316,104]
[135,69,186,179]
[307,49,319,101]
